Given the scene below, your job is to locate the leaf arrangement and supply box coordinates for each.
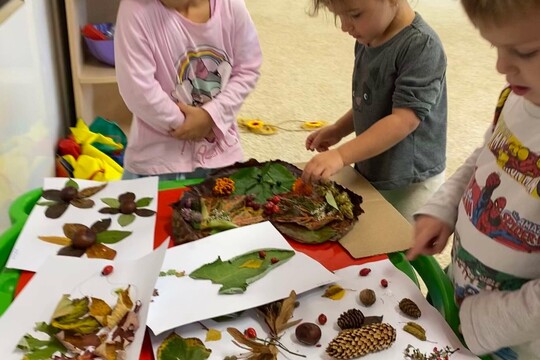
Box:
[256,290,302,338]
[37,179,107,218]
[189,248,295,294]
[99,191,156,227]
[16,288,141,359]
[38,218,132,260]
[157,332,212,360]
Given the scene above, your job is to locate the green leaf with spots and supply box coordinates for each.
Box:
[189,248,295,294]
[157,333,211,360]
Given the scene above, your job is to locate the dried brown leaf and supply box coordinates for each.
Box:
[226,328,270,354]
[78,183,107,198]
[45,202,69,219]
[275,290,300,334]
[41,189,62,201]
[134,208,156,217]
[91,218,112,233]
[71,198,95,209]
[57,246,86,257]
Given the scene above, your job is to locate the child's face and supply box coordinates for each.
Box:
[328,0,399,47]
[479,7,540,106]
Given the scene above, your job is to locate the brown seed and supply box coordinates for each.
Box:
[295,322,321,346]
[119,201,137,214]
[71,228,97,249]
[359,288,376,306]
[60,186,78,202]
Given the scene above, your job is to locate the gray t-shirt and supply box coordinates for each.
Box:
[352,13,447,190]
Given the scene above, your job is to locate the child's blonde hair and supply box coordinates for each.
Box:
[461,0,540,26]
[309,0,399,16]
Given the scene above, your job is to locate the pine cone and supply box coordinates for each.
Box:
[399,298,421,318]
[359,289,376,306]
[337,309,364,330]
[326,323,396,359]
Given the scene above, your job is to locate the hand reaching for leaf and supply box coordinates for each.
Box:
[170,102,215,141]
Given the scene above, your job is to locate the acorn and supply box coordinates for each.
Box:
[295,322,321,346]
[359,289,376,306]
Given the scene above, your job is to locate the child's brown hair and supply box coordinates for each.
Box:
[461,0,539,26]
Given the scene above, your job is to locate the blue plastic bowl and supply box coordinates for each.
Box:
[84,37,115,67]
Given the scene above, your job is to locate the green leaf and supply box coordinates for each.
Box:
[118,214,136,227]
[65,179,79,190]
[157,333,211,360]
[16,334,66,360]
[275,224,339,244]
[325,191,339,211]
[101,198,120,208]
[96,230,132,244]
[135,197,153,207]
[189,248,295,294]
[230,163,296,203]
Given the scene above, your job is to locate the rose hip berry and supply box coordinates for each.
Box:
[101,265,114,276]
[380,279,389,288]
[258,250,266,259]
[317,313,327,325]
[359,267,371,277]
[244,327,257,339]
[270,195,281,204]
[270,257,279,264]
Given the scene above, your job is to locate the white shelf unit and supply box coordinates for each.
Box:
[65,0,132,134]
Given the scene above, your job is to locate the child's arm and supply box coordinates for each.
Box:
[115,0,185,134]
[460,279,540,355]
[200,0,262,140]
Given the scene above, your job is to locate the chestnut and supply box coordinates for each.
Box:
[295,322,321,346]
[72,228,97,249]
[119,201,137,214]
[60,186,78,202]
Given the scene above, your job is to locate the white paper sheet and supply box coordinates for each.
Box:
[151,259,479,359]
[146,222,339,335]
[7,177,159,272]
[0,240,168,360]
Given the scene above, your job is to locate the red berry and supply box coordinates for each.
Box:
[380,279,388,288]
[317,313,327,325]
[272,204,280,213]
[258,250,266,259]
[359,267,371,276]
[271,195,281,204]
[271,257,279,264]
[251,203,261,211]
[244,327,257,339]
[101,265,113,276]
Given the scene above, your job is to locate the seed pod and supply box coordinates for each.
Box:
[326,323,396,359]
[399,298,422,318]
[359,289,376,306]
[337,308,364,330]
[403,322,426,341]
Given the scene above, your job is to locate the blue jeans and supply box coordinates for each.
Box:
[122,168,213,181]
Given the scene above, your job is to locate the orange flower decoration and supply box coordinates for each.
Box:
[291,178,312,196]
[213,177,235,196]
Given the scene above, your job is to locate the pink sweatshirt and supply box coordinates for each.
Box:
[115,0,262,175]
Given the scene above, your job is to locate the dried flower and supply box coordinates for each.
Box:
[212,177,235,196]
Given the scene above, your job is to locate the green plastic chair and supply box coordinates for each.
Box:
[409,254,492,360]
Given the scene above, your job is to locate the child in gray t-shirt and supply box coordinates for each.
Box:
[302,0,447,222]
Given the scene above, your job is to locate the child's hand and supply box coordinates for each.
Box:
[301,149,345,183]
[170,103,214,141]
[406,215,453,260]
[306,125,342,152]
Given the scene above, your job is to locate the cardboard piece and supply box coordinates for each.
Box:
[298,164,413,259]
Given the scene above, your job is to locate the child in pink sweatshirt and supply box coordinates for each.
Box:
[115,0,262,179]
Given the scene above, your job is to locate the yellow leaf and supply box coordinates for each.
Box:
[322,285,345,300]
[239,259,263,269]
[89,297,113,326]
[205,328,222,342]
[38,236,71,246]
[107,287,133,328]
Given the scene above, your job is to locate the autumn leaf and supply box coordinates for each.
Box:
[157,333,211,360]
[257,290,302,337]
[38,236,71,246]
[322,284,346,300]
[205,328,222,342]
[189,249,295,294]
[227,327,278,359]
[240,259,263,269]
